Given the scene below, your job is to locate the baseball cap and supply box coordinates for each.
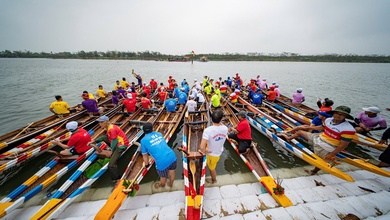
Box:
[317,111,332,118]
[66,121,78,132]
[238,110,247,118]
[96,115,109,122]
[362,106,380,114]
[127,94,132,99]
[142,122,153,134]
[297,88,303,93]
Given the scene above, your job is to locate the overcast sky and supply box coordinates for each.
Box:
[1,0,389,55]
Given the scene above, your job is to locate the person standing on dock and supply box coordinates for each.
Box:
[88,116,129,181]
[49,95,71,116]
[200,110,228,184]
[228,110,252,154]
[52,121,92,156]
[352,107,387,134]
[139,122,177,188]
[281,106,357,175]
[292,88,305,106]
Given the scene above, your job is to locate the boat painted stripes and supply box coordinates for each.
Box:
[0,96,113,153]
[94,104,187,220]
[219,104,293,207]
[182,103,208,220]
[32,107,164,220]
[0,103,119,185]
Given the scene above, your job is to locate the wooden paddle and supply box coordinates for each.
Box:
[10,122,34,141]
[189,160,199,209]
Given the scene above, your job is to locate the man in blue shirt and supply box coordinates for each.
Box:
[178,88,188,105]
[165,93,177,112]
[140,122,177,188]
[226,77,232,88]
[252,89,264,105]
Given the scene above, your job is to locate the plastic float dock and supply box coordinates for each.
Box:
[3,165,390,220]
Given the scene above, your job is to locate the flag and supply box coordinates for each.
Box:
[192,50,195,56]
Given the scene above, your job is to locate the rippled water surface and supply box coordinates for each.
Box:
[0,58,389,193]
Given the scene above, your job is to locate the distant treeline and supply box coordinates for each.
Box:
[1,50,389,63]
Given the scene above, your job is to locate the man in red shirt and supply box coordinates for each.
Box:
[228,110,252,154]
[267,86,277,102]
[158,88,168,102]
[150,78,158,92]
[122,94,137,113]
[141,92,152,109]
[52,121,92,156]
[89,116,130,181]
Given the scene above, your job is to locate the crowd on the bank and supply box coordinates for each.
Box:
[48,71,390,186]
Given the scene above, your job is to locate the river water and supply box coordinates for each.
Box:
[0,58,389,195]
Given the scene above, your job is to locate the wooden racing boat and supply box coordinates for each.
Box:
[30,107,162,220]
[218,103,293,207]
[94,103,186,220]
[233,99,390,178]
[0,96,113,153]
[0,103,119,185]
[181,103,209,220]
[0,105,122,218]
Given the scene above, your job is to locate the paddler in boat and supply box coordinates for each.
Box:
[378,109,390,167]
[317,98,334,112]
[259,78,268,90]
[228,110,253,154]
[88,115,130,182]
[165,93,177,112]
[279,106,357,175]
[193,79,202,90]
[137,122,177,189]
[186,95,197,112]
[78,91,104,117]
[49,95,71,117]
[173,83,181,98]
[95,85,108,103]
[149,77,158,93]
[252,89,264,106]
[177,88,188,105]
[51,121,92,157]
[132,71,142,87]
[351,106,387,135]
[199,110,228,184]
[140,92,153,110]
[122,93,137,114]
[196,89,206,105]
[226,76,233,89]
[121,77,129,90]
[113,80,120,91]
[210,89,221,109]
[157,82,166,93]
[116,85,126,99]
[111,90,120,106]
[274,83,281,98]
[266,85,277,102]
[292,88,305,106]
[182,81,190,94]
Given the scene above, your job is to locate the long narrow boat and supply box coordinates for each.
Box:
[218,103,293,207]
[0,96,113,153]
[30,107,161,220]
[229,97,354,182]
[273,93,317,118]
[0,106,122,219]
[182,104,209,220]
[0,102,118,185]
[234,98,390,178]
[94,103,187,220]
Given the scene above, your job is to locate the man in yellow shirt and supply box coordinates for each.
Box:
[113,80,120,90]
[121,77,129,89]
[49,95,70,116]
[96,85,108,102]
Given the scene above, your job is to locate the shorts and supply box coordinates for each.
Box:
[156,160,177,178]
[206,155,220,170]
[306,133,333,159]
[68,148,79,155]
[379,146,390,164]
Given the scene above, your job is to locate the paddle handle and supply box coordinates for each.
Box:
[10,122,34,141]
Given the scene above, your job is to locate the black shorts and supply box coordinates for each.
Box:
[379,146,390,164]
[69,148,79,155]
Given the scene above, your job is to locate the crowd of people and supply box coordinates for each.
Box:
[48,71,389,187]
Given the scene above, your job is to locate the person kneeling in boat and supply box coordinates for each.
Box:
[280,106,357,175]
[199,110,228,184]
[88,116,129,181]
[49,95,72,117]
[228,110,252,154]
[51,121,92,157]
[122,93,138,114]
[351,106,387,135]
[177,88,188,105]
[138,122,177,188]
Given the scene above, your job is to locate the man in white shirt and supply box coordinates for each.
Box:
[186,95,197,112]
[200,110,228,184]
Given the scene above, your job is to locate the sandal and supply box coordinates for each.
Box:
[205,177,217,184]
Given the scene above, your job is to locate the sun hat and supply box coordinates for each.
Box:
[127,94,132,99]
[96,115,109,122]
[66,121,78,132]
[142,122,153,134]
[329,106,354,120]
[238,110,247,118]
[362,106,380,114]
